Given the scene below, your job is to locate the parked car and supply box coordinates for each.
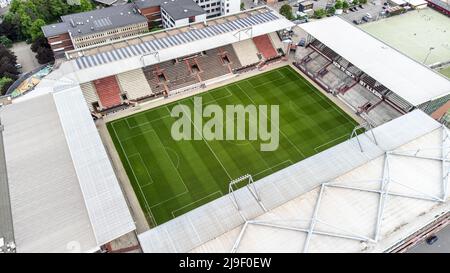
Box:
[359,4,364,8]
[426,235,438,245]
[352,19,361,25]
[298,38,306,47]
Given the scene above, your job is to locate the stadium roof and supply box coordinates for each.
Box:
[0,90,136,252]
[47,7,293,85]
[137,110,450,252]
[161,0,205,20]
[300,17,450,106]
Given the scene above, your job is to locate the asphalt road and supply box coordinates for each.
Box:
[408,225,450,253]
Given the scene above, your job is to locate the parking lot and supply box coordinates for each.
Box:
[340,0,386,23]
[243,0,386,26]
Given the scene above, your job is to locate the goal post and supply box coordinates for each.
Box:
[229,174,267,213]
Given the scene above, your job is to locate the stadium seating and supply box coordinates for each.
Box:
[93,76,123,109]
[253,35,278,59]
[360,74,388,94]
[117,69,154,100]
[385,91,414,113]
[232,39,260,66]
[309,39,339,61]
[80,82,99,112]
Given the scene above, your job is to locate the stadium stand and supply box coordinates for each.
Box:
[93,76,123,109]
[80,82,100,112]
[269,32,285,53]
[232,39,261,66]
[116,69,154,101]
[253,35,278,59]
[143,45,243,92]
[385,91,414,113]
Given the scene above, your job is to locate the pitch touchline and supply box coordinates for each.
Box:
[171,191,223,218]
[253,160,294,178]
[127,153,154,187]
[313,134,349,152]
[111,122,158,226]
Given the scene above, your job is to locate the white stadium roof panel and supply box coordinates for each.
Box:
[1,94,98,253]
[300,17,450,106]
[53,86,136,246]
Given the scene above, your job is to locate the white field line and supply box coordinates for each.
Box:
[238,84,307,159]
[145,129,189,209]
[125,114,172,129]
[111,122,157,226]
[283,67,358,127]
[178,101,233,180]
[127,153,154,187]
[171,191,224,218]
[313,134,349,153]
[253,159,293,178]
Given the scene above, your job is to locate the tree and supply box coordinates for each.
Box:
[240,2,245,10]
[0,17,22,41]
[3,0,95,42]
[314,8,327,18]
[279,4,294,20]
[31,36,50,53]
[0,77,13,95]
[35,46,54,64]
[0,36,13,48]
[29,19,46,42]
[359,0,368,4]
[342,1,350,9]
[70,0,94,13]
[335,0,343,9]
[0,45,20,86]
[352,0,359,5]
[328,6,336,15]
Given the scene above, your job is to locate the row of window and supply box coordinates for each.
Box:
[74,23,147,42]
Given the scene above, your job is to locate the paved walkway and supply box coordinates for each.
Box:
[11,42,40,73]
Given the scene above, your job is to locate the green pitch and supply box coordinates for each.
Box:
[107,66,358,226]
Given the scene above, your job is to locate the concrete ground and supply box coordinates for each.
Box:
[11,42,40,74]
[408,225,450,253]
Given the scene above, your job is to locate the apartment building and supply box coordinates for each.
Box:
[42,4,148,57]
[42,0,240,56]
[160,0,207,28]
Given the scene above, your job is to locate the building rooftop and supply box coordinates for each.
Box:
[42,4,148,38]
[134,0,166,9]
[161,0,205,20]
[300,17,450,106]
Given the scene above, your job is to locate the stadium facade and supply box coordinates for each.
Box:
[1,7,449,252]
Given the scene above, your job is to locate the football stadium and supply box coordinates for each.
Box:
[0,6,449,253]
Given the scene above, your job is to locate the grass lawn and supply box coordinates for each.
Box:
[107,66,359,226]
